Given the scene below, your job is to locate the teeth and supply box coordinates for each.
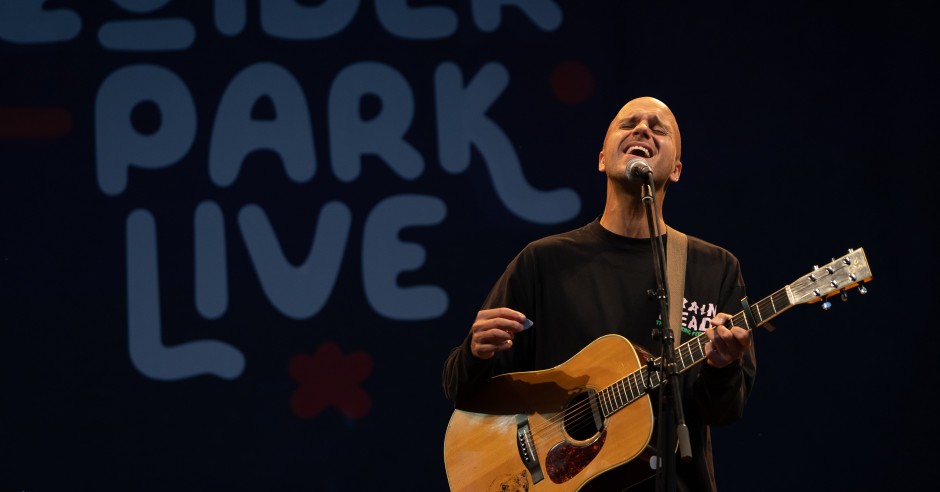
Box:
[627,145,651,158]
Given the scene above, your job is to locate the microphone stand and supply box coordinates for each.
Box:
[638,178,692,492]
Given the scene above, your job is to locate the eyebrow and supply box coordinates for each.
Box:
[619,113,670,128]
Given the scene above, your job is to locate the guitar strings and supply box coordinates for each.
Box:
[524,361,660,441]
[513,257,866,447]
[521,327,718,442]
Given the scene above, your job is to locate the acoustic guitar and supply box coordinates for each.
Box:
[443,248,872,491]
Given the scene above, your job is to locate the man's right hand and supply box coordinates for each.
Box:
[470,308,528,359]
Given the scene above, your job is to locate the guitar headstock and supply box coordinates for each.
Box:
[788,248,873,307]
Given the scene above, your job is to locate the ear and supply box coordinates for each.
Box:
[670,160,682,183]
[598,151,606,173]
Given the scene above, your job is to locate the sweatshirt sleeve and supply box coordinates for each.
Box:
[441,247,536,407]
[690,342,757,425]
[687,249,757,426]
[441,335,497,406]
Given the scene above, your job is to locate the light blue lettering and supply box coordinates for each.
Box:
[471,0,562,32]
[214,0,247,36]
[95,64,197,196]
[375,0,457,39]
[209,62,316,187]
[195,200,228,320]
[113,0,170,14]
[0,0,81,44]
[434,62,579,224]
[329,62,423,182]
[260,0,359,40]
[126,209,246,381]
[362,195,448,320]
[238,202,352,319]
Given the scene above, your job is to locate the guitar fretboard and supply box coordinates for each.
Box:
[596,287,793,418]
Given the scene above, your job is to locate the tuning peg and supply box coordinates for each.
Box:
[858,284,868,295]
[841,290,849,302]
[822,299,832,310]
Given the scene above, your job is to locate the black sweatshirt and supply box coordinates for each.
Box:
[443,218,757,492]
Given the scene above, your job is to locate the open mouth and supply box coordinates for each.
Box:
[626,145,651,158]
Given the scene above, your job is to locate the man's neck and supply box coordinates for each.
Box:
[599,184,666,238]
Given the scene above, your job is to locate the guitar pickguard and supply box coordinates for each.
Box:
[545,430,607,484]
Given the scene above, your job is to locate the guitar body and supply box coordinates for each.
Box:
[443,335,657,492]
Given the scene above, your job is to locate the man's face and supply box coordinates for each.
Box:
[598,97,682,186]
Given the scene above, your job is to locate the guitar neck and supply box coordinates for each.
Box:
[596,288,791,418]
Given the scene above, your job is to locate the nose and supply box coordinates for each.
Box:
[631,120,653,139]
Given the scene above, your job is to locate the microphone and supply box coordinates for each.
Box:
[625,157,652,184]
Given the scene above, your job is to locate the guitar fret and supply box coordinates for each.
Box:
[572,252,861,434]
[629,373,640,400]
[760,299,771,319]
[693,337,705,359]
[647,367,660,389]
[600,388,611,416]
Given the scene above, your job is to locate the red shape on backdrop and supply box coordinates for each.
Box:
[0,107,72,138]
[289,342,373,419]
[550,60,594,105]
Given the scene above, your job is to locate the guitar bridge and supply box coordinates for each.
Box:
[516,415,544,484]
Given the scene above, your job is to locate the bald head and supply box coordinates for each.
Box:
[598,96,683,191]
[605,96,681,161]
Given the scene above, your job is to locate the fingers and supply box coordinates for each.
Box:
[704,313,751,368]
[471,334,513,360]
[710,312,734,328]
[470,308,529,359]
[475,307,528,331]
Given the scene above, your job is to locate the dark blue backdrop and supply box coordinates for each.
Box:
[2,1,937,491]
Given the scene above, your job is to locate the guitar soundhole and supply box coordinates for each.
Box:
[564,392,602,441]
